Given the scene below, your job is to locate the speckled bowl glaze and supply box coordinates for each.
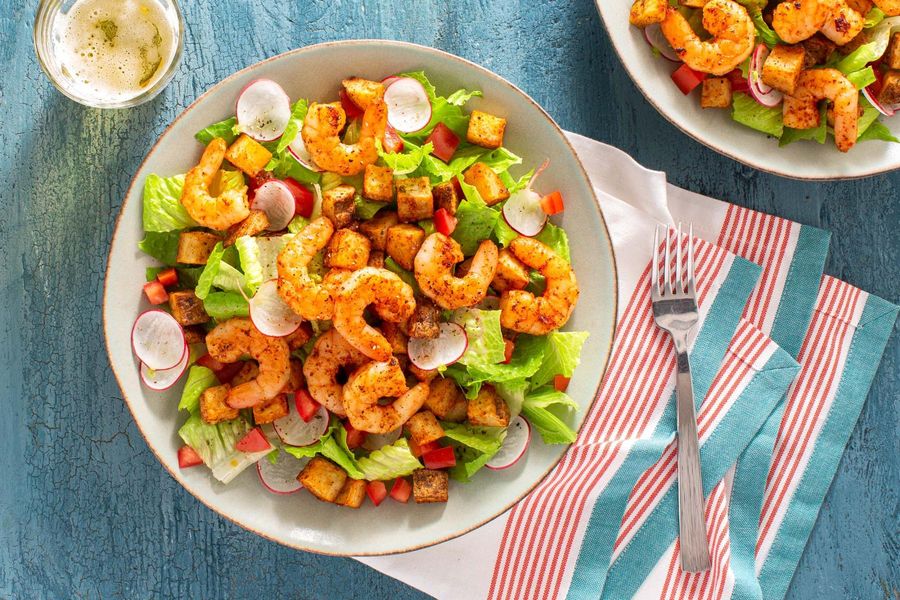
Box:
[103,40,617,556]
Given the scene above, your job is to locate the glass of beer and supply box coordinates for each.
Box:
[33,0,184,108]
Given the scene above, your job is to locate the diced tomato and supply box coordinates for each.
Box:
[339,89,365,120]
[554,375,571,392]
[433,207,458,236]
[539,191,564,216]
[156,268,179,288]
[282,177,315,218]
[177,445,204,468]
[366,480,388,506]
[422,446,457,470]
[409,438,440,458]
[294,389,320,423]
[143,280,169,305]
[671,64,707,95]
[502,339,515,364]
[344,421,367,449]
[869,64,885,97]
[451,176,463,199]
[426,122,460,163]
[196,353,224,372]
[725,69,750,94]
[383,123,405,153]
[235,427,271,453]
[389,477,412,503]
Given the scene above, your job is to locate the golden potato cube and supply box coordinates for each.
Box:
[700,78,733,109]
[183,326,206,345]
[406,411,445,447]
[629,0,667,27]
[878,70,900,107]
[285,325,312,351]
[466,110,507,149]
[381,321,408,354]
[386,224,426,271]
[762,45,806,95]
[886,32,900,70]
[432,180,460,215]
[323,184,357,229]
[463,162,510,206]
[413,469,449,503]
[224,210,270,247]
[168,290,209,326]
[409,363,438,382]
[492,249,530,292]
[363,164,394,202]
[801,36,835,68]
[368,249,386,268]
[334,478,367,508]
[224,134,272,177]
[396,177,434,222]
[359,210,399,251]
[467,385,510,427]
[200,385,238,424]
[326,228,371,270]
[176,231,220,265]
[342,77,385,110]
[230,361,259,386]
[425,378,468,422]
[252,394,289,424]
[408,297,440,339]
[298,457,348,503]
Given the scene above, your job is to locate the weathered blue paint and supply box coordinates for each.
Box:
[0,0,896,598]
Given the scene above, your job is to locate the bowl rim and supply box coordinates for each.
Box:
[103,38,619,556]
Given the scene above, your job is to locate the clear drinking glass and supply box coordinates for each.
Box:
[33,0,184,108]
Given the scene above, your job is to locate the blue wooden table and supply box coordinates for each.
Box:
[1,1,896,598]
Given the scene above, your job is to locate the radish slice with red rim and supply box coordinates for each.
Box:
[274,403,329,446]
[862,87,896,117]
[748,44,783,107]
[131,309,187,371]
[362,427,402,451]
[236,79,292,142]
[287,132,323,172]
[384,77,432,133]
[502,188,547,237]
[381,75,402,88]
[643,23,680,62]
[249,279,303,337]
[139,344,189,390]
[257,450,308,494]
[407,322,468,370]
[250,180,296,231]
[486,416,531,470]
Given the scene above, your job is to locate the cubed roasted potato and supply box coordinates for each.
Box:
[386,224,426,271]
[224,210,270,247]
[363,164,394,202]
[878,70,900,107]
[466,110,507,149]
[285,324,313,351]
[183,326,206,345]
[762,45,806,95]
[406,411,445,447]
[886,32,900,70]
[334,478,367,508]
[200,385,238,424]
[492,249,530,292]
[224,134,272,177]
[176,231,220,265]
[801,35,835,68]
[298,457,348,503]
[252,394,289,424]
[323,184,357,229]
[168,290,210,326]
[629,0,667,27]
[396,177,435,222]
[409,363,438,382]
[343,77,385,110]
[468,385,510,427]
[230,361,259,386]
[408,297,440,339]
[413,469,449,503]
[368,249,386,268]
[425,377,468,422]
[326,228,371,270]
[381,321,408,354]
[432,180,460,215]
[463,162,510,206]
[359,210,399,251]
[700,78,733,109]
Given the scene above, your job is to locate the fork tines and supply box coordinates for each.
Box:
[652,223,695,300]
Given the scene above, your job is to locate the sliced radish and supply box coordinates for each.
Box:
[288,131,324,172]
[139,344,189,390]
[257,450,308,494]
[748,44,783,108]
[131,310,187,371]
[486,416,531,470]
[362,427,402,451]
[249,279,303,337]
[384,77,432,133]
[251,180,296,231]
[862,86,896,117]
[381,75,402,88]
[407,322,468,370]
[502,188,547,237]
[236,79,292,142]
[643,23,680,62]
[274,403,329,446]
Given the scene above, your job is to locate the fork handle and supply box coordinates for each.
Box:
[675,348,710,572]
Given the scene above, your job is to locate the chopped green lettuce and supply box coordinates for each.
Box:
[495,379,529,420]
[441,422,505,454]
[355,194,387,220]
[858,120,900,143]
[266,150,321,185]
[732,93,784,138]
[288,216,309,233]
[384,257,419,293]
[195,242,226,299]
[521,387,579,444]
[356,438,423,480]
[846,66,876,89]
[494,215,518,247]
[864,6,886,27]
[276,99,309,153]
[449,444,497,482]
[446,88,483,106]
[234,236,264,294]
[142,174,195,232]
[836,41,884,74]
[138,231,181,265]
[378,140,435,175]
[529,331,590,389]
[467,335,546,385]
[178,365,218,413]
[535,223,571,263]
[195,116,239,145]
[453,308,507,368]
[398,71,477,139]
[178,413,268,483]
[203,291,250,320]
[750,8,780,47]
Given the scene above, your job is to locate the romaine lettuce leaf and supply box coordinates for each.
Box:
[142,174,196,233]
[276,99,309,153]
[447,88,483,106]
[178,413,267,484]
[384,257,419,293]
[864,6,886,27]
[203,291,250,320]
[195,242,226,299]
[452,198,500,256]
[495,379,529,420]
[846,66,876,89]
[448,444,497,482]
[356,438,422,480]
[138,231,180,265]
[234,236,264,294]
[535,222,571,263]
[732,93,784,138]
[378,140,435,175]
[858,120,900,143]
[288,216,309,233]
[521,387,579,445]
[453,308,507,368]
[441,422,505,454]
[195,116,239,145]
[266,150,321,185]
[178,365,218,413]
[355,194,387,220]
[529,331,590,389]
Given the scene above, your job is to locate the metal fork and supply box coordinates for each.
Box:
[651,223,710,573]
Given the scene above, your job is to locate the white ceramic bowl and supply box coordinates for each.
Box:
[596,3,900,180]
[103,40,617,555]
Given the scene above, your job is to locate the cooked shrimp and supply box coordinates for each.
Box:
[205,318,291,408]
[277,217,335,320]
[873,0,900,15]
[301,85,387,176]
[180,138,250,230]
[332,268,417,361]
[343,357,430,433]
[772,0,833,43]
[499,237,579,335]
[660,0,756,76]
[783,68,859,152]
[414,233,499,310]
[820,0,864,45]
[322,268,353,297]
[302,328,369,416]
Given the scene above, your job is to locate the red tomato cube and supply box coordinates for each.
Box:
[366,480,388,506]
[426,122,460,163]
[177,445,204,468]
[502,339,515,364]
[554,375,571,392]
[339,89,365,120]
[422,446,457,470]
[235,427,271,453]
[295,390,320,423]
[671,64,707,95]
[143,280,169,305]
[344,421,367,449]
[539,191,564,216]
[389,477,412,503]
[433,207,458,236]
[157,268,179,288]
[409,439,440,458]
